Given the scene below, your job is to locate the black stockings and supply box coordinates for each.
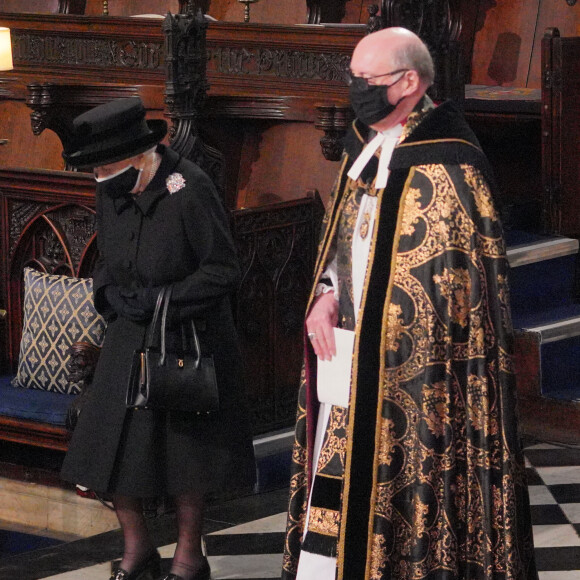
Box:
[113,491,205,580]
[113,495,155,574]
[170,491,205,579]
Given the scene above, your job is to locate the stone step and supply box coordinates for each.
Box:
[516,302,580,341]
[506,233,578,267]
[514,305,580,403]
[505,232,579,319]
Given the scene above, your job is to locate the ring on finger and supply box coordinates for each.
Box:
[308,332,316,340]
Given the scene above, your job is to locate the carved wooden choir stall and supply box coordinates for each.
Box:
[0,0,579,464]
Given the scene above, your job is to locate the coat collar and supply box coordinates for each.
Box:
[112,145,181,215]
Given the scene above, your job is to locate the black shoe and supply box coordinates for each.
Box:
[157,557,211,580]
[110,550,162,580]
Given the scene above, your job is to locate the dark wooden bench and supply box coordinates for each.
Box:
[0,169,98,451]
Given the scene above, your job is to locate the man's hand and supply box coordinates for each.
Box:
[306,291,339,361]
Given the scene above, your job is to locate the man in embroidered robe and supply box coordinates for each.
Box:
[282,27,538,580]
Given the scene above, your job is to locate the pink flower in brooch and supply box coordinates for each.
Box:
[166,173,186,194]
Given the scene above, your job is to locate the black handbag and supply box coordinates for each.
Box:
[126,286,219,414]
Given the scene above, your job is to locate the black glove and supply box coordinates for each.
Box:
[120,286,163,314]
[104,285,150,322]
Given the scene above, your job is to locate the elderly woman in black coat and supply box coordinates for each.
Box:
[60,97,256,580]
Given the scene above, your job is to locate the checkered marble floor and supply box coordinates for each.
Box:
[1,441,578,580]
[525,443,580,578]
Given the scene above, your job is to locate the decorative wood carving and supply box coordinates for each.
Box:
[0,169,325,438]
[0,169,95,450]
[65,342,101,432]
[207,45,350,82]
[379,0,464,103]
[6,201,98,400]
[0,14,362,110]
[14,33,163,71]
[315,104,354,161]
[366,4,382,34]
[26,83,139,167]
[163,8,226,199]
[0,78,17,99]
[0,169,96,367]
[231,191,324,433]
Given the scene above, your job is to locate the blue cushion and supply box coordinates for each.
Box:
[0,375,76,425]
[13,268,106,394]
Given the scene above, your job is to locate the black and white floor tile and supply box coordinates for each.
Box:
[0,441,578,580]
[525,443,580,579]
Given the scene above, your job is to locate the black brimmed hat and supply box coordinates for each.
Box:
[63,97,167,168]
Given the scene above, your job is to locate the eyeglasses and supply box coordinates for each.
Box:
[346,68,409,90]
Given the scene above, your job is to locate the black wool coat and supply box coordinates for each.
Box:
[61,145,256,497]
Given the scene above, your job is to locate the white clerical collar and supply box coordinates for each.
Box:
[347,124,404,190]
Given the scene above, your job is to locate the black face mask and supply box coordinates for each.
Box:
[349,77,405,127]
[97,166,141,199]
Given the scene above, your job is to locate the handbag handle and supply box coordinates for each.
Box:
[145,285,203,369]
[190,320,202,369]
[158,285,173,366]
[145,286,168,349]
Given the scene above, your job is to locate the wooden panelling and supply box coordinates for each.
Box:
[531,1,580,88]
[0,101,65,171]
[0,13,360,203]
[470,0,540,87]
[0,86,168,171]
[235,121,337,208]
[84,0,181,17]
[344,0,377,24]
[0,14,360,102]
[0,1,86,15]
[542,30,580,236]
[0,168,323,439]
[208,0,308,24]
[470,0,580,88]
[515,330,580,446]
[0,1,62,14]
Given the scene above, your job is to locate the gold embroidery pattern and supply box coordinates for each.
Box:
[309,506,341,537]
[376,418,398,466]
[335,178,364,328]
[317,406,348,474]
[400,187,423,237]
[284,112,536,579]
[466,374,492,436]
[422,381,452,437]
[383,164,504,385]
[462,164,498,221]
[384,303,406,352]
[364,160,536,578]
[360,211,371,239]
[433,267,472,328]
[497,273,513,333]
[282,367,309,578]
[369,533,388,580]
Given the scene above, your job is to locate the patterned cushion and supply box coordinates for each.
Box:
[12,268,106,394]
